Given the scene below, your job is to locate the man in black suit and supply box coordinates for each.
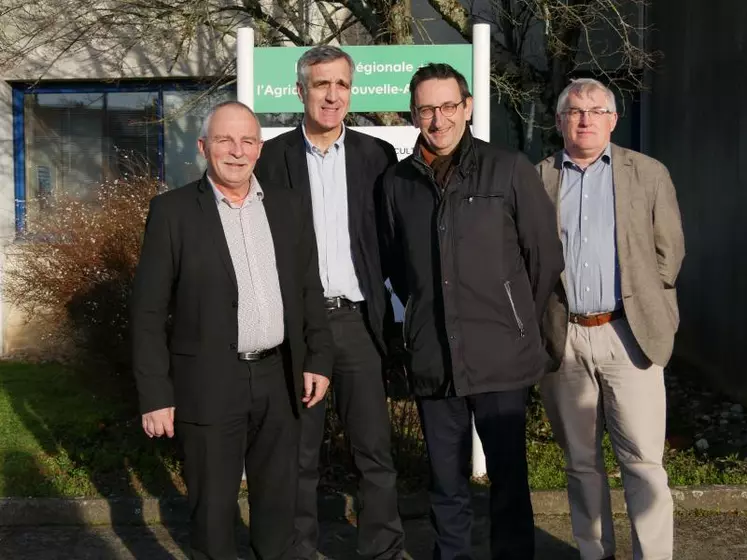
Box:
[131,101,333,560]
[255,46,404,560]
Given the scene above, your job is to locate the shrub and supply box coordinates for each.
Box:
[5,166,161,378]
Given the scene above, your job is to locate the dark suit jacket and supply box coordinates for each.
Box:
[130,175,333,424]
[537,144,685,369]
[255,126,398,353]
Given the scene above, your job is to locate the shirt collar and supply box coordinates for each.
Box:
[301,121,346,155]
[562,144,612,168]
[207,174,264,207]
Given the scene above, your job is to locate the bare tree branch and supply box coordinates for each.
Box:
[326,0,387,42]
[0,0,656,150]
[315,1,343,40]
[319,13,359,45]
[426,0,469,36]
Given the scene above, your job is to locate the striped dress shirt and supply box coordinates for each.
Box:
[210,175,284,352]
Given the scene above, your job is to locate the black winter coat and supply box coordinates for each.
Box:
[380,132,564,397]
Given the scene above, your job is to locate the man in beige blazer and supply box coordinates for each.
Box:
[537,78,685,560]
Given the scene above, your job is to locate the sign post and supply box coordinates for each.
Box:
[470,23,491,479]
[236,27,255,108]
[236,24,492,479]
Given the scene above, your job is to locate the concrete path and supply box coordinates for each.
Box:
[1,514,746,559]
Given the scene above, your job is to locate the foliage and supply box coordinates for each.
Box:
[4,166,161,374]
[3,358,747,499]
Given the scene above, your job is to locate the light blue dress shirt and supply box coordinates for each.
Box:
[302,123,364,302]
[559,144,622,315]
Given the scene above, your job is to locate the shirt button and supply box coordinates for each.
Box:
[584,263,589,268]
[230,343,237,350]
[444,280,450,286]
[449,335,456,341]
[585,287,590,292]
[583,237,588,243]
[584,194,589,199]
[439,225,446,232]
[583,216,588,221]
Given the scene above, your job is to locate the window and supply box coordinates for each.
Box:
[13,81,236,231]
[23,91,159,219]
[163,89,236,188]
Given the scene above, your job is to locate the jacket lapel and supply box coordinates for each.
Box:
[261,189,291,319]
[196,175,238,290]
[611,143,632,296]
[540,152,567,295]
[284,126,312,196]
[343,129,363,241]
[545,152,564,238]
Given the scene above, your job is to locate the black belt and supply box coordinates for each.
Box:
[237,346,279,362]
[324,296,361,311]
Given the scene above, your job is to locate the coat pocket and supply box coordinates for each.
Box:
[457,193,506,289]
[504,280,526,338]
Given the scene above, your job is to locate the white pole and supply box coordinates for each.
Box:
[237,27,254,484]
[471,23,491,479]
[237,27,255,108]
[471,23,491,142]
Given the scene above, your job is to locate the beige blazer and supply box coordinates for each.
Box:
[538,144,685,369]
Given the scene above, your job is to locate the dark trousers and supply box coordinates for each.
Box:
[417,388,534,560]
[177,353,299,560]
[295,306,404,559]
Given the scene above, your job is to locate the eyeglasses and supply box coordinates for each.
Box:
[561,107,615,121]
[415,99,466,120]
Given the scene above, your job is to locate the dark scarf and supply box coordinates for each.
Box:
[418,136,463,191]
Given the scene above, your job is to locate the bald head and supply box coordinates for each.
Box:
[199,101,261,140]
[197,102,264,198]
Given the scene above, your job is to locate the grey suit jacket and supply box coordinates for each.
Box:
[537,144,685,369]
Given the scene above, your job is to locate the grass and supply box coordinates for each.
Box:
[1,361,746,498]
[0,361,183,498]
[524,389,747,490]
[526,434,747,491]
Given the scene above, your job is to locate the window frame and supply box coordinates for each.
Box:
[11,80,225,234]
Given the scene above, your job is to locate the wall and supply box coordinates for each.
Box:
[0,25,236,353]
[648,0,747,399]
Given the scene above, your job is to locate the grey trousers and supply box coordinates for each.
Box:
[540,318,673,560]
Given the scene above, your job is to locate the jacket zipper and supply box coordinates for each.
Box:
[504,281,526,338]
[402,297,411,350]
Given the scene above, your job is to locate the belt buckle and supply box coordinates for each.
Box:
[325,296,343,310]
[238,350,262,361]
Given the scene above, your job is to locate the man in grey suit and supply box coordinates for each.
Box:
[537,78,685,560]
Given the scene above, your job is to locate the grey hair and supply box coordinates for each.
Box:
[296,45,354,91]
[556,78,617,115]
[199,101,260,139]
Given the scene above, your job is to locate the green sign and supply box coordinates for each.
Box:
[253,45,472,113]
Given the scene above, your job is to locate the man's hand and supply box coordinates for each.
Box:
[302,372,330,408]
[142,407,175,438]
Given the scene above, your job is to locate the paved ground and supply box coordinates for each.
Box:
[1,514,746,559]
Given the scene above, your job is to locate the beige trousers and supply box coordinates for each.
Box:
[540,318,673,560]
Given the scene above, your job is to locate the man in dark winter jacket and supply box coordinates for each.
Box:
[380,63,564,560]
